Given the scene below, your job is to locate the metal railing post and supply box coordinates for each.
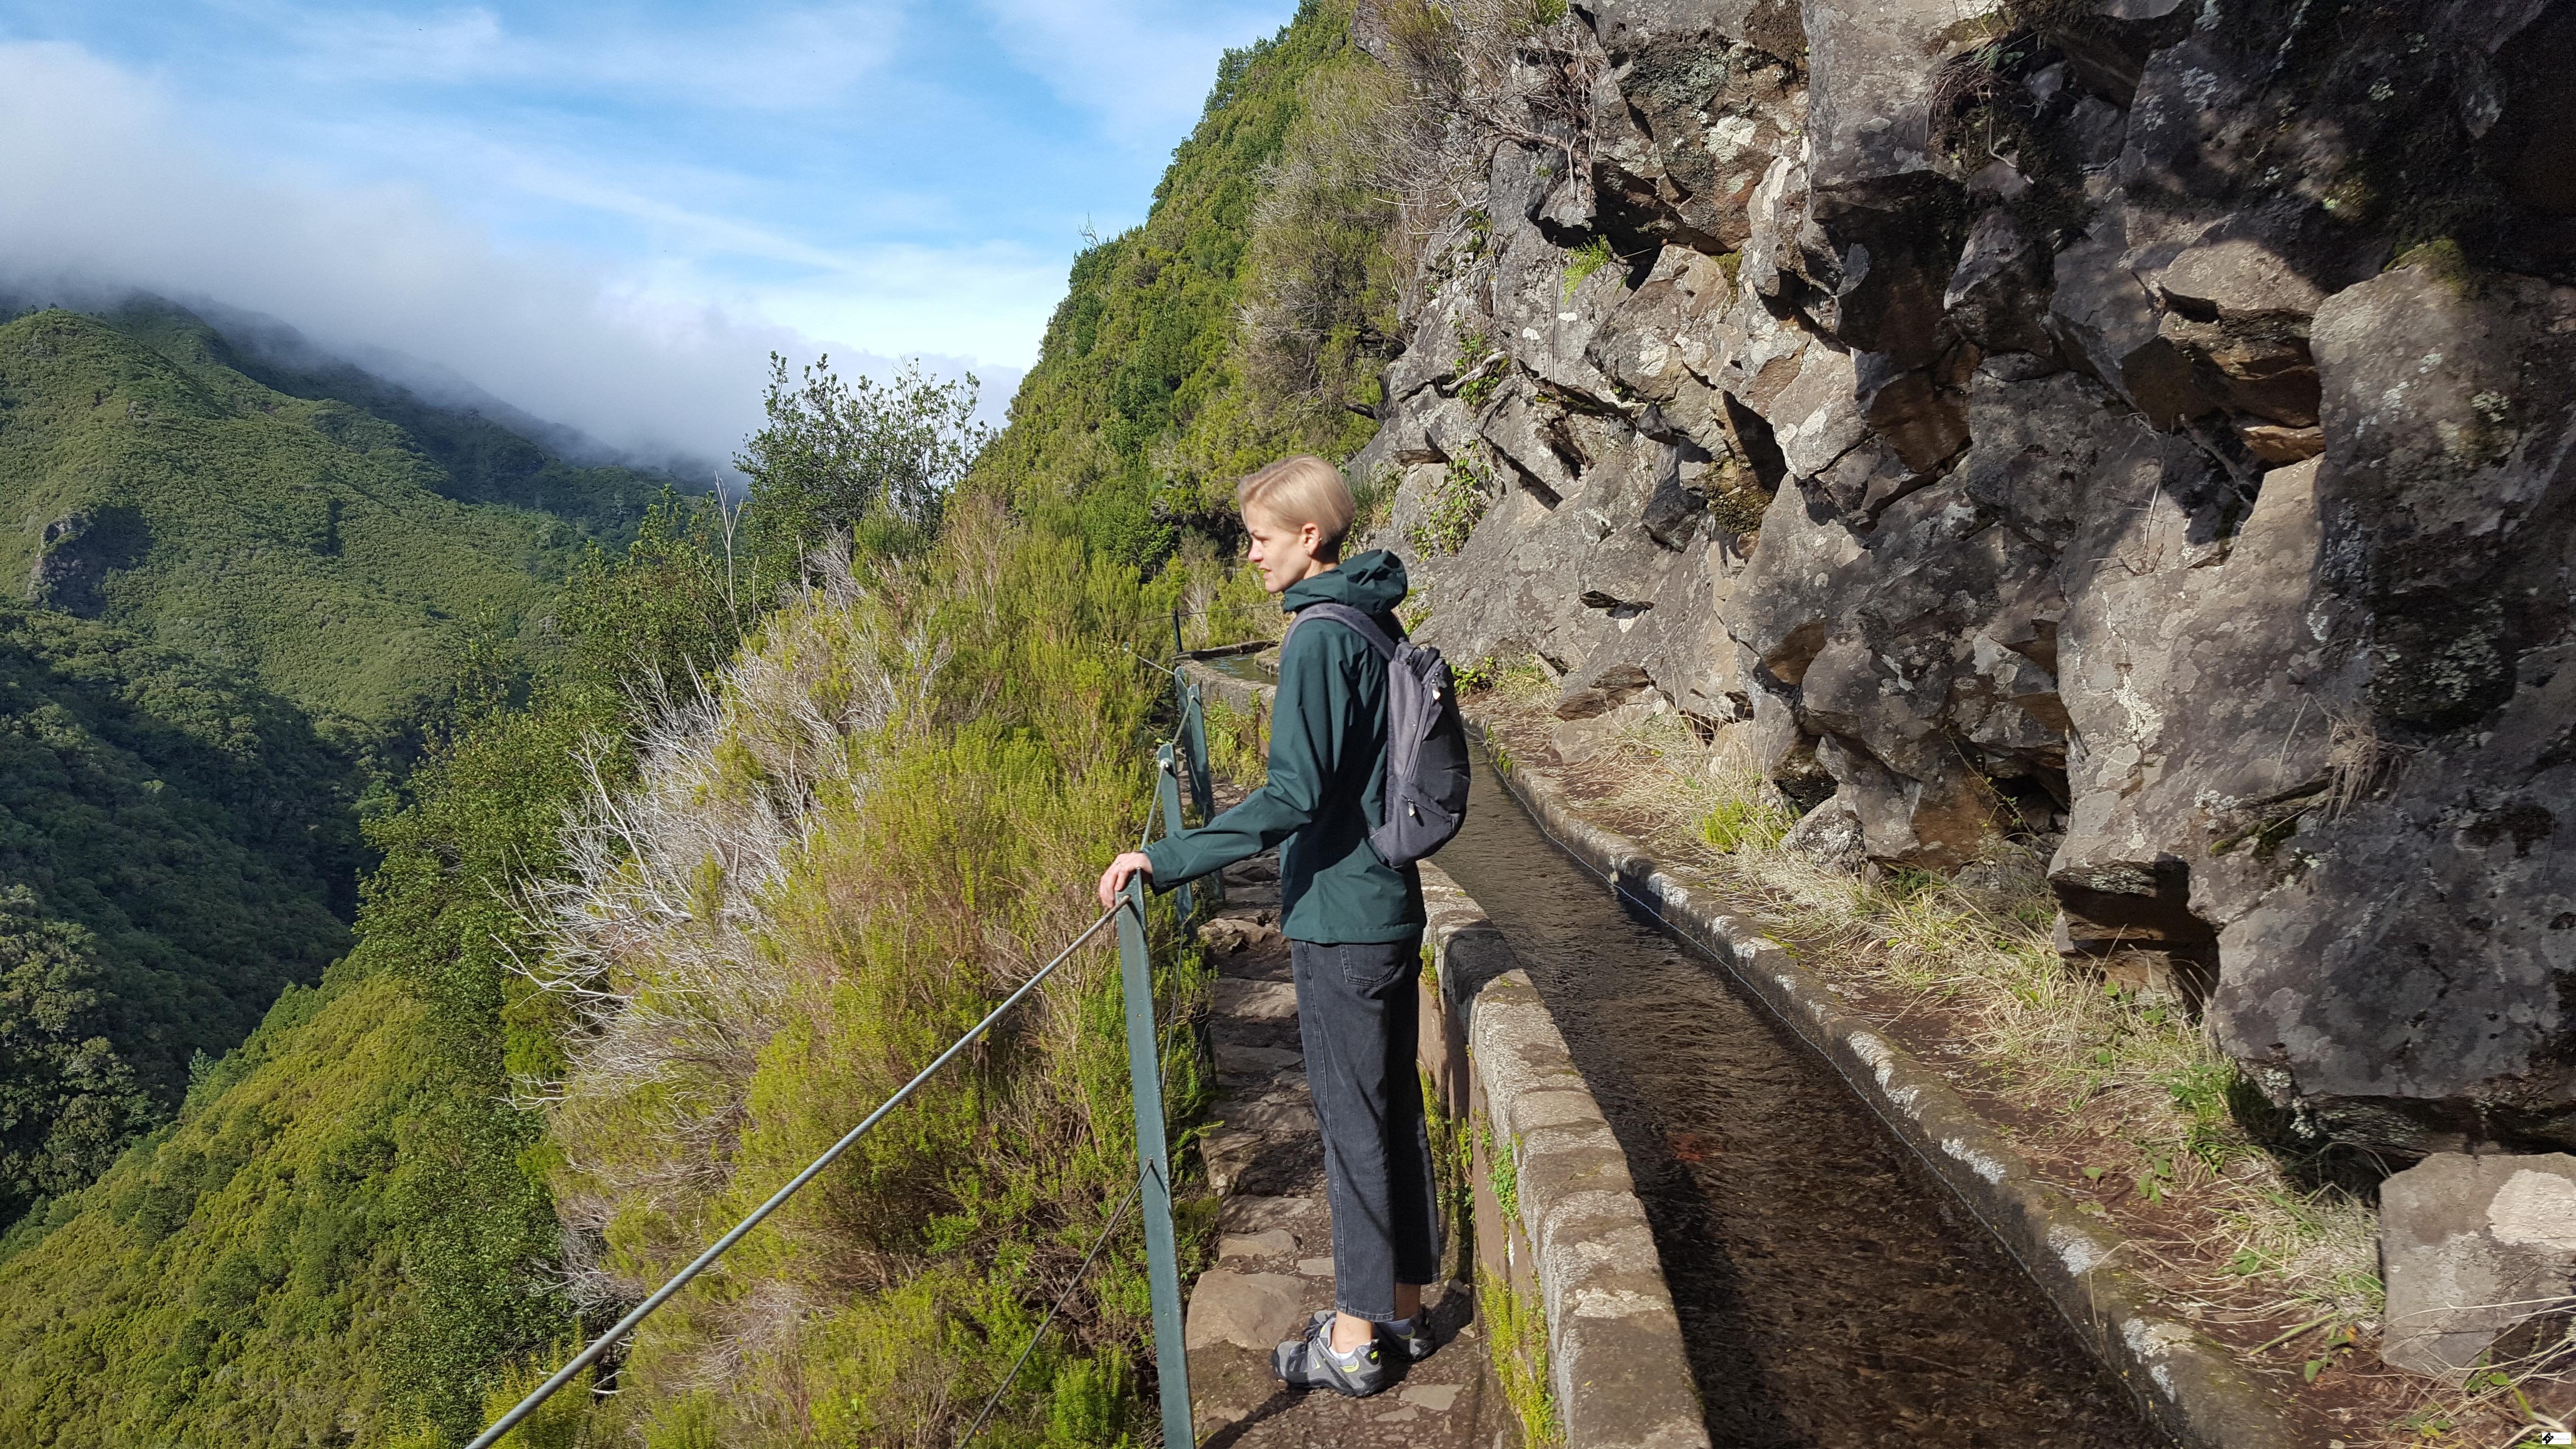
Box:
[1170,607,1189,732]
[1117,875,1194,1446]
[1156,742,1194,920]
[1179,686,1222,903]
[1180,685,1214,822]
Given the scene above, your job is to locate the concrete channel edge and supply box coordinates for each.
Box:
[1477,748,2298,1449]
[1419,862,1713,1449]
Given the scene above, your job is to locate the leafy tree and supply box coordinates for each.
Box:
[735,354,991,581]
[553,488,750,698]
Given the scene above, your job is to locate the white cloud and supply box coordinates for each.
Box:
[977,0,1287,139]
[269,2,907,111]
[0,40,1026,469]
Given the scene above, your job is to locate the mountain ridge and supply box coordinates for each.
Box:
[0,298,690,737]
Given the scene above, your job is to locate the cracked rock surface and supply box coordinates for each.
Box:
[1347,0,2576,1157]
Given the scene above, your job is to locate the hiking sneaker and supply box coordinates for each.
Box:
[1274,1312,1393,1398]
[1383,1314,1438,1363]
[1305,1308,1436,1364]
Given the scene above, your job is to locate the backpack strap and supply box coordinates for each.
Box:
[1283,601,1400,660]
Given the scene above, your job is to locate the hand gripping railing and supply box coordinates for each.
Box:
[467,657,1225,1449]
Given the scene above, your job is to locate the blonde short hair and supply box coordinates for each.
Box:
[1236,455,1357,559]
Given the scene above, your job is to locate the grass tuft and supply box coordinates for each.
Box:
[1408,452,1495,556]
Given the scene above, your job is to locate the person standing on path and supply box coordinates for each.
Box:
[1097,454,1441,1400]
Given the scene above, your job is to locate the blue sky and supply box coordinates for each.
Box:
[0,0,1298,464]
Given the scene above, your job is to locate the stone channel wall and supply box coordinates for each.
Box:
[1181,651,2307,1443]
[1343,0,2576,1158]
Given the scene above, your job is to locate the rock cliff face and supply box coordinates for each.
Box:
[1350,0,2576,1156]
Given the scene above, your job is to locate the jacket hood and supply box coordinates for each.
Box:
[1283,549,1409,616]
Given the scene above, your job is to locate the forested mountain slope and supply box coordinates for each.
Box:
[0,605,360,1224]
[0,294,694,1227]
[981,0,1398,568]
[0,701,590,1447]
[0,301,672,739]
[115,297,680,539]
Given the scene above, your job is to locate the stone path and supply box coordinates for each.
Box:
[1182,851,1515,1449]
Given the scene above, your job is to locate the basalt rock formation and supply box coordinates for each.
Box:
[1351,0,2576,1156]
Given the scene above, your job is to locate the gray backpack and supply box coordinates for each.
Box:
[1283,602,1472,868]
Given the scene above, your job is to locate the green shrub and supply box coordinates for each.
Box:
[477,1353,596,1449]
[1205,698,1270,786]
[525,498,1209,1446]
[1452,329,1504,409]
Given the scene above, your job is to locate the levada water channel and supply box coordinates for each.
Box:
[1438,750,2165,1448]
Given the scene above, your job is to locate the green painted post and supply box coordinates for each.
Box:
[1117,872,1194,1446]
[1181,685,1214,821]
[1180,686,1222,903]
[1169,608,1192,767]
[1156,742,1193,919]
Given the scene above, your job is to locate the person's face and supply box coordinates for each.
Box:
[1244,507,1328,594]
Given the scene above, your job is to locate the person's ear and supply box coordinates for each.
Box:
[1300,520,1320,552]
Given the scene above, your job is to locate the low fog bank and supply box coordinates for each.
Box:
[0,41,1024,478]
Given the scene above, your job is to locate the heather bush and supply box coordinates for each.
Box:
[521,499,1209,1445]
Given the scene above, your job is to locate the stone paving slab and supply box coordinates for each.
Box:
[1182,854,1516,1449]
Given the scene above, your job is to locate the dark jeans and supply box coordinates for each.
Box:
[1290,935,1443,1320]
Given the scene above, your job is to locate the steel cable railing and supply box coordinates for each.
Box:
[955,1175,1143,1448]
[466,637,1229,1449]
[467,908,1121,1449]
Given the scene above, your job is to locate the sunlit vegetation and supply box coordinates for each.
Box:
[976,0,1400,570]
[0,320,1218,1444]
[515,499,1210,1446]
[0,299,673,741]
[0,3,1398,1439]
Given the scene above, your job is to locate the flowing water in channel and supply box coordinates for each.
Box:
[1437,757,2166,1448]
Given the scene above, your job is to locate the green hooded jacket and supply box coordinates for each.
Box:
[1142,549,1425,944]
